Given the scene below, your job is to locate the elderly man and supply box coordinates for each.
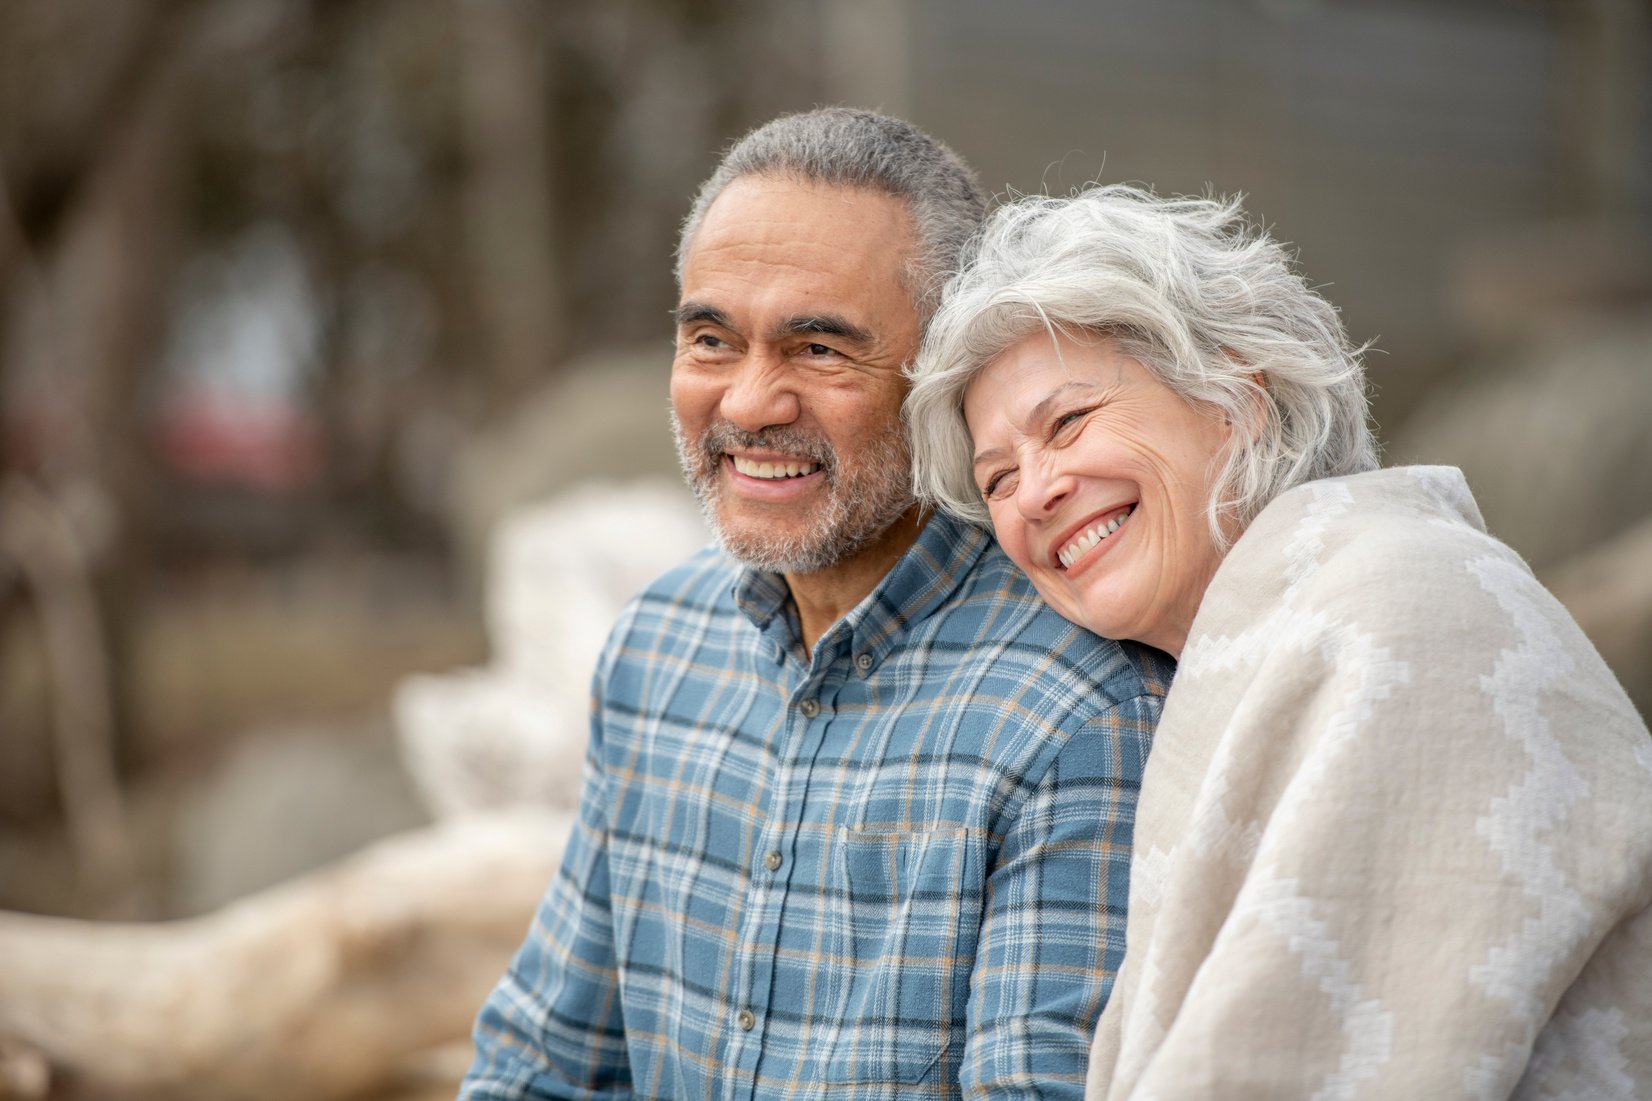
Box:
[460,108,1172,1100]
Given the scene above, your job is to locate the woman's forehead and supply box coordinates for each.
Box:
[969,333,1126,405]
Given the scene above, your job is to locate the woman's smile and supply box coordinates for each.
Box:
[1053,503,1136,571]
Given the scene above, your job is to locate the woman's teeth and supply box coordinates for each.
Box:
[732,455,820,480]
[1058,507,1135,568]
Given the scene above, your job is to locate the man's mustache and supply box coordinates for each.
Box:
[694,422,839,474]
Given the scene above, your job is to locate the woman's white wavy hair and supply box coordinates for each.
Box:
[906,184,1378,546]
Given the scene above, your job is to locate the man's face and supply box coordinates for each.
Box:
[671,176,922,575]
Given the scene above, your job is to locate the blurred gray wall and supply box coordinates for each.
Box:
[896,0,1649,417]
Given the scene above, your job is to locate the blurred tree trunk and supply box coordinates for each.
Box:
[0,0,191,298]
[0,477,129,893]
[0,0,193,471]
[50,28,192,784]
[455,0,566,407]
[0,0,197,862]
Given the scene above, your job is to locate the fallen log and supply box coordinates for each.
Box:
[0,810,569,1101]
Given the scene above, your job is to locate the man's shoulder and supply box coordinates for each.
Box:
[923,538,1174,712]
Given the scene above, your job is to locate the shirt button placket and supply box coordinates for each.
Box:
[799,698,820,719]
[737,1008,756,1031]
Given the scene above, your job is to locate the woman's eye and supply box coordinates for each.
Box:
[1053,406,1095,435]
[982,471,1014,500]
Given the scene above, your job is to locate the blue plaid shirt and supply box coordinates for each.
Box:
[462,512,1171,1100]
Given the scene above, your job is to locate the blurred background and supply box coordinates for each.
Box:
[1,0,1649,1097]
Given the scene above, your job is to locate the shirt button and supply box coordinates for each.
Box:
[764,850,783,871]
[737,1009,756,1031]
[855,653,873,672]
[799,698,820,718]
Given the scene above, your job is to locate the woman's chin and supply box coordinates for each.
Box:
[1049,591,1133,646]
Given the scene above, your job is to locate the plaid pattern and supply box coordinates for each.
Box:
[462,513,1171,1100]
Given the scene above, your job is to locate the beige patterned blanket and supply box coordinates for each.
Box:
[1086,466,1652,1100]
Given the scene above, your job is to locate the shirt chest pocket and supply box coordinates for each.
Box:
[822,825,986,1086]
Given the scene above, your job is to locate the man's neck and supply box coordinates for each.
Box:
[784,505,928,653]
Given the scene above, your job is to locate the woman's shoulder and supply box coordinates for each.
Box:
[1224,466,1521,610]
[1190,465,1646,752]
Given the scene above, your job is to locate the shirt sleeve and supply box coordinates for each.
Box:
[960,690,1160,1100]
[459,713,634,1099]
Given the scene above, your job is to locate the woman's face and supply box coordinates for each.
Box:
[963,331,1235,658]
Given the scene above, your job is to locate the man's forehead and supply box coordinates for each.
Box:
[686,176,915,263]
[676,176,920,345]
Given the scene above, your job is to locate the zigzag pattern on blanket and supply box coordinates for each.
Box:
[1086,466,1652,1101]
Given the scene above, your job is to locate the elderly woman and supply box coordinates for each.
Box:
[906,185,1652,1100]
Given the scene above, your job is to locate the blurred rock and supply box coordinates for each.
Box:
[447,345,685,589]
[396,671,587,820]
[398,480,707,820]
[1545,512,1652,718]
[170,713,430,916]
[1387,313,1652,571]
[1445,219,1652,347]
[486,481,708,700]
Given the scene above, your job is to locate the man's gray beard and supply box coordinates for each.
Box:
[671,412,916,575]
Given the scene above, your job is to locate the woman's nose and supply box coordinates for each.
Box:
[720,357,800,432]
[1017,463,1073,518]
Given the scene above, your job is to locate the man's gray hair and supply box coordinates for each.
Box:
[676,107,986,326]
[906,184,1379,544]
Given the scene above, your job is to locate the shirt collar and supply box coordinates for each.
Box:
[733,512,991,666]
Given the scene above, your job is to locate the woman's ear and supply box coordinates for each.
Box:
[1223,370,1271,445]
[1211,346,1271,444]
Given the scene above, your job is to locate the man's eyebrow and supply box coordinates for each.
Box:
[775,314,874,347]
[674,302,733,329]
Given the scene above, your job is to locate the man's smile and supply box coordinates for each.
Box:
[729,455,822,480]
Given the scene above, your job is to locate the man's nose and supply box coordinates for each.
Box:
[720,355,800,431]
[1017,461,1073,519]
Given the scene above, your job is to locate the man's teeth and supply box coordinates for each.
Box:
[732,455,820,480]
[1058,507,1135,568]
